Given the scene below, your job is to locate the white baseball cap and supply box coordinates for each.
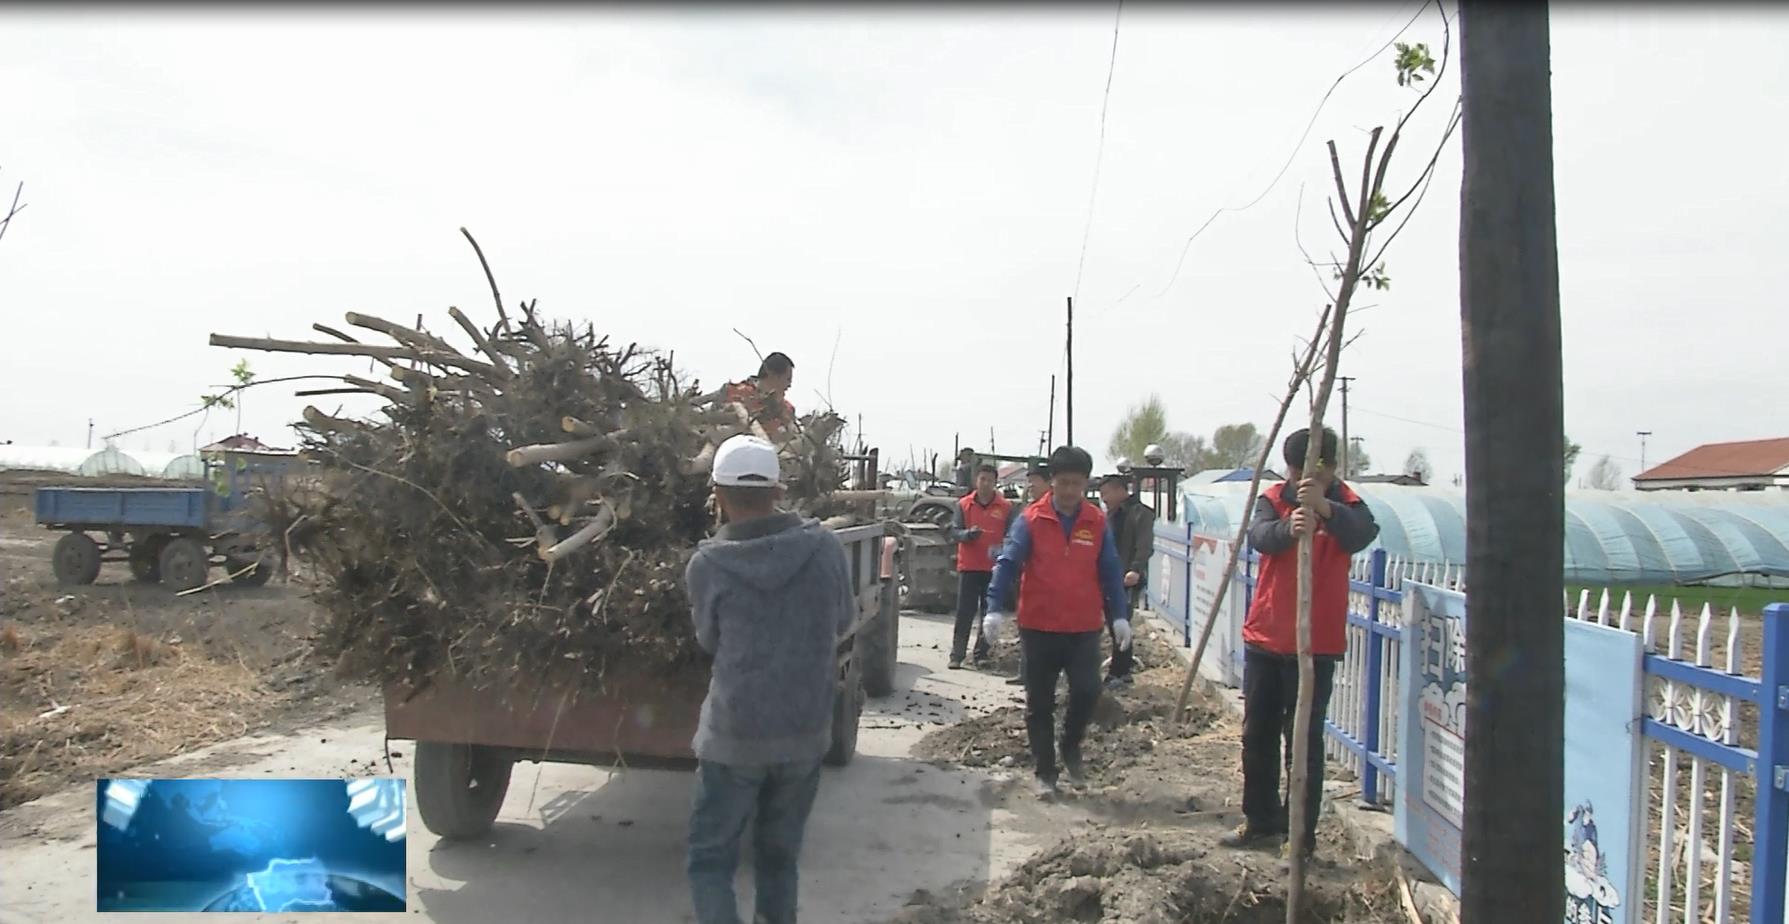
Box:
[711,434,781,486]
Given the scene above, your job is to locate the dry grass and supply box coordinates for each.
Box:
[0,623,267,808]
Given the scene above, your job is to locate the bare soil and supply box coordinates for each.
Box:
[0,472,371,809]
[899,630,1413,923]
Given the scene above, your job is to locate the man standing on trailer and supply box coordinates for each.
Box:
[947,462,1011,669]
[1221,426,1378,858]
[1098,473,1155,689]
[982,446,1131,798]
[684,435,855,924]
[723,352,797,438]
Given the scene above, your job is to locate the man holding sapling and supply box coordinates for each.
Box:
[983,445,1132,798]
[684,434,854,924]
[1222,426,1378,857]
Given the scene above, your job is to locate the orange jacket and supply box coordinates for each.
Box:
[724,379,795,437]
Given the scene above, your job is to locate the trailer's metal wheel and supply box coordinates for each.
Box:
[413,741,513,839]
[158,538,210,593]
[824,656,863,767]
[859,571,901,699]
[52,533,101,586]
[128,535,168,583]
[225,553,274,587]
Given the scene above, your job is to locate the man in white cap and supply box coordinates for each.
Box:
[683,434,855,924]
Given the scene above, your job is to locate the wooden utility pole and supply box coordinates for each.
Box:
[1458,3,1564,921]
[1338,376,1354,476]
[1047,374,1057,449]
[1065,297,1075,446]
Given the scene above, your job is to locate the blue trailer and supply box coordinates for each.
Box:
[33,453,294,592]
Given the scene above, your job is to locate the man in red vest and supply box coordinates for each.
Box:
[1224,426,1378,857]
[982,446,1131,798]
[947,463,1011,669]
[722,352,796,438]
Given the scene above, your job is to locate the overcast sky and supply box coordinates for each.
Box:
[2,5,1783,484]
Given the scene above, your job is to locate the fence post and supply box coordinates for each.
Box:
[1755,603,1789,924]
[1182,522,1194,649]
[1360,549,1388,807]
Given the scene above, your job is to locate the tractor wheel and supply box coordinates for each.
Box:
[859,568,901,699]
[824,654,864,767]
[52,533,101,586]
[129,535,169,583]
[413,741,513,839]
[158,538,210,593]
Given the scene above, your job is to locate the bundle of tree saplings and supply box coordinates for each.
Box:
[209,241,851,693]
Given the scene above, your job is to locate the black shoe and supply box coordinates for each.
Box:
[1102,674,1133,691]
[1062,748,1087,785]
[1004,674,1025,686]
[1032,775,1059,799]
[1219,822,1281,850]
[948,658,964,670]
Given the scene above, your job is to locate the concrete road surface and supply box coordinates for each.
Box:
[0,612,1083,924]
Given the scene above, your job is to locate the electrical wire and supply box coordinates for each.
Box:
[1071,0,1124,302]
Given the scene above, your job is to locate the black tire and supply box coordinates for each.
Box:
[824,655,863,767]
[225,554,273,587]
[413,741,513,839]
[158,538,210,593]
[52,532,101,586]
[129,535,168,583]
[859,570,900,699]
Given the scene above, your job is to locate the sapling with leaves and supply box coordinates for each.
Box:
[1280,8,1462,919]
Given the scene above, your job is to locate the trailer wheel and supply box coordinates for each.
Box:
[859,572,900,699]
[158,538,210,593]
[225,554,274,587]
[413,741,513,839]
[824,656,863,767]
[52,533,101,586]
[129,535,168,583]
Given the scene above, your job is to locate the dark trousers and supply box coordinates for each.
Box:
[1021,628,1103,782]
[1105,585,1141,679]
[951,570,993,662]
[1240,647,1337,847]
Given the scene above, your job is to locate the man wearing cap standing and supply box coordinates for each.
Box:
[1098,474,1155,689]
[983,446,1131,797]
[684,434,855,924]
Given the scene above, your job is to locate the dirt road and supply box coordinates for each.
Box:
[0,612,1110,924]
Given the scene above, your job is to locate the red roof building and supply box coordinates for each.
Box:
[1633,437,1789,492]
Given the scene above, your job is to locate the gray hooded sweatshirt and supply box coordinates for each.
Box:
[685,512,855,766]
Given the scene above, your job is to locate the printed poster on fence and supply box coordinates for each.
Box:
[1394,584,1644,924]
[1189,530,1243,686]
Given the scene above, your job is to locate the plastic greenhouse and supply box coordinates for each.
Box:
[1180,482,1789,587]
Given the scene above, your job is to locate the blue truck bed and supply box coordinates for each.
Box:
[34,487,211,530]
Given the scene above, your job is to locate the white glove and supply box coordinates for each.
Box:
[1111,618,1133,652]
[982,611,1007,647]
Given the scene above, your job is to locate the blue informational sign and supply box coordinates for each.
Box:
[1395,585,1644,924]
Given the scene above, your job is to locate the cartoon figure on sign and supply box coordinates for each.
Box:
[1563,800,1620,923]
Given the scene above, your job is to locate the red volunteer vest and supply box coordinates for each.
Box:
[1243,481,1362,657]
[724,379,795,437]
[1015,498,1107,634]
[955,492,1011,573]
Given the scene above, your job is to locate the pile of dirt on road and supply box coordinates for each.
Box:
[914,630,1220,780]
[891,826,1412,924]
[0,571,360,810]
[213,230,863,695]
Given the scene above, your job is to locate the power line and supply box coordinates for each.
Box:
[1149,0,1436,301]
[1071,0,1124,301]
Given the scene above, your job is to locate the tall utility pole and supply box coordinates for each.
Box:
[1047,375,1057,449]
[1065,297,1075,447]
[1338,376,1355,476]
[86,419,94,450]
[1458,4,1565,922]
[1636,430,1652,474]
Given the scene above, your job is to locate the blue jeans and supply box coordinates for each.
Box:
[687,758,824,924]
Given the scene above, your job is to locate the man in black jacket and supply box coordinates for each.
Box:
[1098,474,1154,689]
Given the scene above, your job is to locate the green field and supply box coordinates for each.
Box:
[1566,583,1786,620]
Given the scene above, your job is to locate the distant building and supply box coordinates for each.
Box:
[1633,437,1789,493]
[200,434,288,453]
